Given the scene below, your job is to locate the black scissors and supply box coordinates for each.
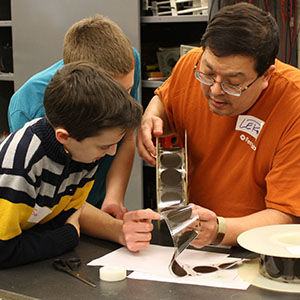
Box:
[53,257,96,288]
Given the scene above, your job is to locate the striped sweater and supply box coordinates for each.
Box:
[0,118,98,268]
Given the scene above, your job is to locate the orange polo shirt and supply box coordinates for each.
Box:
[156,48,300,217]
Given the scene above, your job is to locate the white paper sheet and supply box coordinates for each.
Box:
[88,245,250,290]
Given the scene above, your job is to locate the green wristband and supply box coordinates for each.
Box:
[212,216,226,246]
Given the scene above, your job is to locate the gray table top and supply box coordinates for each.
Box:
[0,221,298,300]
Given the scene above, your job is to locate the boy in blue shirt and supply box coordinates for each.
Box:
[8,14,140,219]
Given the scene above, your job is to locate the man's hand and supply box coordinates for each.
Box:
[136,94,172,165]
[188,204,219,248]
[136,116,164,166]
[102,203,127,220]
[122,209,161,252]
[65,203,86,237]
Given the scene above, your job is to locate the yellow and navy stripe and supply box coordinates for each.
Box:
[0,118,98,268]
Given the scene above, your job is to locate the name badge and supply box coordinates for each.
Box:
[27,203,52,223]
[235,115,265,139]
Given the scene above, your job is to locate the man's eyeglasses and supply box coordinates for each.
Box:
[193,55,260,97]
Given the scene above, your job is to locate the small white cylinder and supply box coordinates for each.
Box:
[99,266,127,282]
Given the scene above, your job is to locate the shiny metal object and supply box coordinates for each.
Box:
[53,258,96,288]
[161,205,199,277]
[156,132,188,212]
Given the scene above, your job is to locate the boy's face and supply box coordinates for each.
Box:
[114,69,134,94]
[64,127,126,163]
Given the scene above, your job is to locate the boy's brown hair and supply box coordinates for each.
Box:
[44,61,142,141]
[63,14,134,77]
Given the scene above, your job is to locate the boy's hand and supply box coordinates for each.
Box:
[65,203,86,237]
[122,209,160,252]
[102,203,127,220]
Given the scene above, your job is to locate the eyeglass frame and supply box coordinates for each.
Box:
[170,257,249,277]
[193,54,260,97]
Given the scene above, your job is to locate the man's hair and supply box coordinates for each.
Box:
[44,61,142,141]
[63,14,134,77]
[201,2,279,76]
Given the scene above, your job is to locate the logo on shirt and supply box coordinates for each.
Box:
[235,115,265,140]
[239,134,256,151]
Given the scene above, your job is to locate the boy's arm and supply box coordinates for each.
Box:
[80,203,160,250]
[80,203,124,244]
[0,209,79,268]
[101,48,141,218]
[8,85,46,133]
[101,130,135,219]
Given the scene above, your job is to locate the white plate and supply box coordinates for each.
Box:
[237,224,300,258]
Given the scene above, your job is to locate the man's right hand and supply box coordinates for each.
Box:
[137,94,171,166]
[136,115,164,166]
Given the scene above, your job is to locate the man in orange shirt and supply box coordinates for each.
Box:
[137,3,300,248]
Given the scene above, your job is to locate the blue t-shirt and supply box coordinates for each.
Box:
[8,48,141,208]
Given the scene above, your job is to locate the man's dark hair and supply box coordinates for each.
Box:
[201,2,279,76]
[44,61,142,141]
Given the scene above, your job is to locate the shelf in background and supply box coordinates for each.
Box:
[0,20,12,27]
[0,72,14,81]
[142,80,164,88]
[141,14,208,23]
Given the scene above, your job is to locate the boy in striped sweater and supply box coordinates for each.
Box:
[0,61,146,268]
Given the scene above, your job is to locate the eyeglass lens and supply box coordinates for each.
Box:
[195,71,241,96]
[193,261,241,273]
[171,259,188,277]
[170,258,245,277]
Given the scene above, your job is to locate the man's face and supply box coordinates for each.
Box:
[114,68,135,94]
[199,48,269,116]
[64,127,125,163]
